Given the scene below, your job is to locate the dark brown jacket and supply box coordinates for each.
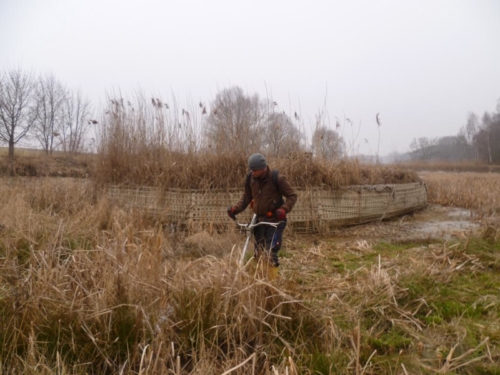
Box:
[234,167,297,222]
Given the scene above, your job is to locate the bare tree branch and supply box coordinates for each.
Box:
[33,73,67,154]
[60,89,92,153]
[0,68,38,158]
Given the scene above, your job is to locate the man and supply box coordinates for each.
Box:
[227,153,298,267]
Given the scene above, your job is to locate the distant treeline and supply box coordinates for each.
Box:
[406,103,500,164]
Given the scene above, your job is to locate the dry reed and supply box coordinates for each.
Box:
[422,171,500,216]
[92,148,420,190]
[91,93,420,190]
[0,177,498,373]
[402,160,500,173]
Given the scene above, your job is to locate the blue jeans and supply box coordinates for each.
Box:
[253,220,286,266]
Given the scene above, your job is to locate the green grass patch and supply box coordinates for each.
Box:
[373,241,429,252]
[368,328,412,355]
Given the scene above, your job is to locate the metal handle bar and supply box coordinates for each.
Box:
[236,220,281,230]
[232,213,282,265]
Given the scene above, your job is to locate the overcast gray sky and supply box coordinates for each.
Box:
[1,0,499,156]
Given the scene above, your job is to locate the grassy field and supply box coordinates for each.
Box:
[0,171,499,374]
[0,146,62,157]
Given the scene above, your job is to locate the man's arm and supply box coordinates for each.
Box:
[277,175,297,213]
[232,178,253,214]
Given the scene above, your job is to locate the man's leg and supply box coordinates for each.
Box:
[253,225,266,259]
[264,221,286,267]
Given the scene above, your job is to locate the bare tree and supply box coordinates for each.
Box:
[263,112,303,157]
[474,111,500,164]
[481,112,493,164]
[204,86,266,155]
[433,136,468,160]
[60,90,92,153]
[409,137,437,160]
[312,126,345,160]
[0,68,37,159]
[462,112,479,160]
[491,112,500,163]
[33,73,67,154]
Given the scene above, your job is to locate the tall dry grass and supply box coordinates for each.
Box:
[89,92,422,190]
[421,171,500,216]
[95,147,421,190]
[0,178,330,374]
[1,177,498,374]
[0,151,421,191]
[93,102,419,190]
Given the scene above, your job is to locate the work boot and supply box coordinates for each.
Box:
[271,250,279,267]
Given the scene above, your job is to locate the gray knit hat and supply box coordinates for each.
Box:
[248,153,267,170]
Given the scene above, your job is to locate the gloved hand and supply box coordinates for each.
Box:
[227,206,237,220]
[275,208,286,220]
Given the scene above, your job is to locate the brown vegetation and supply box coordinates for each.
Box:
[0,177,498,374]
[421,171,500,216]
[93,150,421,189]
[0,152,421,189]
[402,160,500,173]
[0,154,92,178]
[0,95,497,373]
[92,89,420,189]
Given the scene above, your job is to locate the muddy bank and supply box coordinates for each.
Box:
[327,204,482,243]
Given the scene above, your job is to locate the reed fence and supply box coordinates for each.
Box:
[108,182,427,233]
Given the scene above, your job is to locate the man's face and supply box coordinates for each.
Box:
[251,167,267,179]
